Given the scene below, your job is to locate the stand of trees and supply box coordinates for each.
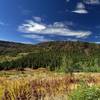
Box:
[0,50,100,72]
[0,41,100,72]
[0,51,62,71]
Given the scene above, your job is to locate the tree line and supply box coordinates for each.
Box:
[0,50,100,72]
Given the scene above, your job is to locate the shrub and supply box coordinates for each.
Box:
[69,86,100,100]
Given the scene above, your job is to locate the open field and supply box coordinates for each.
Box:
[0,68,100,100]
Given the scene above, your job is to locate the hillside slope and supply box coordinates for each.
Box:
[0,40,40,56]
[0,40,100,55]
[0,40,100,72]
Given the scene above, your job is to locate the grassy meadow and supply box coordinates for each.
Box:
[0,41,100,100]
[0,68,100,100]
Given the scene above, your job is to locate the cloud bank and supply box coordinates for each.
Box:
[18,19,91,39]
[23,34,50,42]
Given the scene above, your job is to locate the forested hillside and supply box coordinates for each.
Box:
[0,40,100,72]
[0,40,39,56]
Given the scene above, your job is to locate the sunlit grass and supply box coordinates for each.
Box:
[0,69,100,100]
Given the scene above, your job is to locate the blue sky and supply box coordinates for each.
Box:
[0,0,100,44]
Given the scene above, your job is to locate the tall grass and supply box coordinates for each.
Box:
[0,75,76,100]
[0,70,100,100]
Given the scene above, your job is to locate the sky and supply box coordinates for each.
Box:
[0,0,100,44]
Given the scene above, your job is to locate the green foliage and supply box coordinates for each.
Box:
[69,85,100,100]
[0,40,100,72]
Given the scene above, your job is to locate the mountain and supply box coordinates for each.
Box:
[0,40,100,55]
[0,40,100,72]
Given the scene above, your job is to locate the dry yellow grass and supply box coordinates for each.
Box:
[0,69,100,100]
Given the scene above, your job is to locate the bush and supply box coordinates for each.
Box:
[69,86,100,100]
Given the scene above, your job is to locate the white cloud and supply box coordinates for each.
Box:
[72,9,88,14]
[84,0,100,5]
[33,16,42,22]
[19,20,46,33]
[23,34,51,42]
[72,2,88,14]
[18,19,91,38]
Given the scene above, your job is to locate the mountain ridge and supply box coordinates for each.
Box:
[0,40,100,55]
